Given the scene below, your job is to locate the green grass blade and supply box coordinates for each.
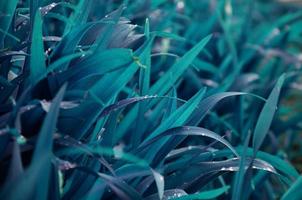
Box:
[133,18,152,146]
[93,6,124,51]
[138,126,238,157]
[252,74,286,155]
[0,0,18,46]
[146,88,206,141]
[149,34,212,96]
[281,176,302,200]
[32,84,67,162]
[0,85,66,200]
[151,170,165,200]
[30,10,46,84]
[136,88,206,163]
[174,186,230,200]
[90,37,154,103]
[6,140,23,182]
[187,92,251,125]
[232,131,252,200]
[31,84,66,199]
[63,0,91,34]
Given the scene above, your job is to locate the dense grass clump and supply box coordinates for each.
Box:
[1,0,302,199]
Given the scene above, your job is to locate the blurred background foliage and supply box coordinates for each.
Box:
[0,0,302,199]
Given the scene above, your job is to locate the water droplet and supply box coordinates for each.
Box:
[177,1,185,10]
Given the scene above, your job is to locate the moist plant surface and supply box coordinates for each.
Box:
[0,0,302,200]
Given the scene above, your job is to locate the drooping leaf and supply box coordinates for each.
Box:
[138,126,238,157]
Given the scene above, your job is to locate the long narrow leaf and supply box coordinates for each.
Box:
[252,74,286,154]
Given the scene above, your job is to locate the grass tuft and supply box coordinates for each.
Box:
[0,0,302,199]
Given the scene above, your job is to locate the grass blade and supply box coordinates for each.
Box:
[281,176,302,200]
[138,126,238,157]
[30,10,46,84]
[252,74,286,155]
[0,0,18,46]
[174,186,230,200]
[232,131,252,200]
[149,34,212,97]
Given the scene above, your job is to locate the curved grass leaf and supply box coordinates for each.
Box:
[187,92,266,126]
[99,95,155,118]
[213,147,299,181]
[138,126,238,157]
[164,157,276,191]
[183,157,276,175]
[0,51,28,61]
